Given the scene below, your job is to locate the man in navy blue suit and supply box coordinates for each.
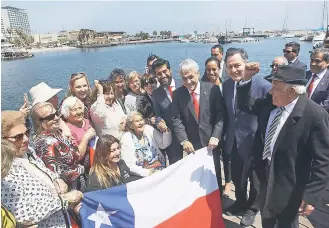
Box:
[222,48,271,227]
[306,48,329,112]
[152,58,183,164]
[283,42,307,70]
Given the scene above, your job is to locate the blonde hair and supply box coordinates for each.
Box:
[90,135,122,188]
[1,111,25,138]
[1,140,16,178]
[31,102,55,135]
[67,72,92,98]
[60,96,85,118]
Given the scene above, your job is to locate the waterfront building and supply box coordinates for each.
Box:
[1,6,31,36]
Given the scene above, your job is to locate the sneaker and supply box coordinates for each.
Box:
[224,201,246,216]
[240,210,257,227]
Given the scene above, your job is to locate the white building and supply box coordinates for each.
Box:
[1,6,31,36]
[33,33,58,44]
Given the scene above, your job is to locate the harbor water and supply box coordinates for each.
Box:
[1,38,314,110]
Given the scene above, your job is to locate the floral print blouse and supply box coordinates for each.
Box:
[33,132,85,190]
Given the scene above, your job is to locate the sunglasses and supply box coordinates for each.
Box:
[3,128,31,142]
[145,79,157,85]
[282,49,295,54]
[270,64,279,68]
[40,110,61,121]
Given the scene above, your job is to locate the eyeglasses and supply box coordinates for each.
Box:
[3,128,31,142]
[71,72,86,79]
[144,78,156,85]
[270,64,279,68]
[282,49,295,54]
[40,110,60,121]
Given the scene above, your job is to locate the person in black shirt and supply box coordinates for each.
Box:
[86,135,141,192]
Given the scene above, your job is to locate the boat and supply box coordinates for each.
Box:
[1,45,34,61]
[312,32,326,42]
[281,33,294,39]
[217,35,232,44]
[299,35,314,42]
[179,39,190,43]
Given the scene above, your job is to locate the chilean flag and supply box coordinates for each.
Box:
[80,147,224,228]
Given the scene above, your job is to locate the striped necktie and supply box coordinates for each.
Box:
[262,107,285,160]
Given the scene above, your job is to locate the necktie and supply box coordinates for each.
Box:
[307,74,317,98]
[167,86,173,100]
[262,107,285,160]
[190,91,199,120]
[288,61,292,65]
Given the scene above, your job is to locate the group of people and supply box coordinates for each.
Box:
[1,41,329,228]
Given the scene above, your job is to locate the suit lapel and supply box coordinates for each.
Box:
[183,85,198,123]
[271,94,307,157]
[158,86,171,104]
[311,70,329,99]
[199,82,207,122]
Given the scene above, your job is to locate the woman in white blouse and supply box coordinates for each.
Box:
[90,80,126,139]
[1,110,83,228]
[120,111,171,177]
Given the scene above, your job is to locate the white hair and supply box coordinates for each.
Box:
[60,96,84,118]
[178,58,199,76]
[125,111,143,131]
[273,56,288,65]
[285,84,306,95]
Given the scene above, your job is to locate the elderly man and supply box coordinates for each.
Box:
[283,42,307,70]
[222,48,271,227]
[236,65,329,228]
[270,56,288,74]
[172,58,225,193]
[306,48,329,112]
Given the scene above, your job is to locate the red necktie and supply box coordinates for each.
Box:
[307,74,317,98]
[168,86,173,99]
[190,91,199,119]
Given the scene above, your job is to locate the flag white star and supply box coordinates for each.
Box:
[87,203,117,228]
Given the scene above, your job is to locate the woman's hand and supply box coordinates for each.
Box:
[94,80,103,95]
[62,190,83,204]
[71,202,82,215]
[54,179,68,194]
[84,127,96,140]
[19,93,30,118]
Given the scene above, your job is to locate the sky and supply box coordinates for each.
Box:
[1,1,324,35]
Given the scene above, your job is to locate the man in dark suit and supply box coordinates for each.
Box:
[172,58,225,193]
[151,58,183,164]
[283,41,307,70]
[306,48,329,112]
[236,64,329,228]
[211,44,229,81]
[222,48,271,227]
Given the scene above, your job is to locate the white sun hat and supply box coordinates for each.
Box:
[29,82,63,106]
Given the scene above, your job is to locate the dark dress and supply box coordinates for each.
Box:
[85,160,141,192]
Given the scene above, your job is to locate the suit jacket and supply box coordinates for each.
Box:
[290,57,307,70]
[236,82,329,219]
[152,78,183,131]
[172,81,225,150]
[306,70,329,112]
[222,76,271,160]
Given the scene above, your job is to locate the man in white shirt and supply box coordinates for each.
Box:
[236,65,329,228]
[211,44,228,81]
[172,58,225,195]
[306,48,329,112]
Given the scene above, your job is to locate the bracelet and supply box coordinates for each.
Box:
[59,195,69,210]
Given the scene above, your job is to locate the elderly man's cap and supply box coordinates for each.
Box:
[266,65,308,85]
[1,111,25,137]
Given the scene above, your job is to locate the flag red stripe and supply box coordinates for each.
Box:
[154,189,224,228]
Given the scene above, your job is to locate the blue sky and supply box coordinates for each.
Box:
[1,1,324,35]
